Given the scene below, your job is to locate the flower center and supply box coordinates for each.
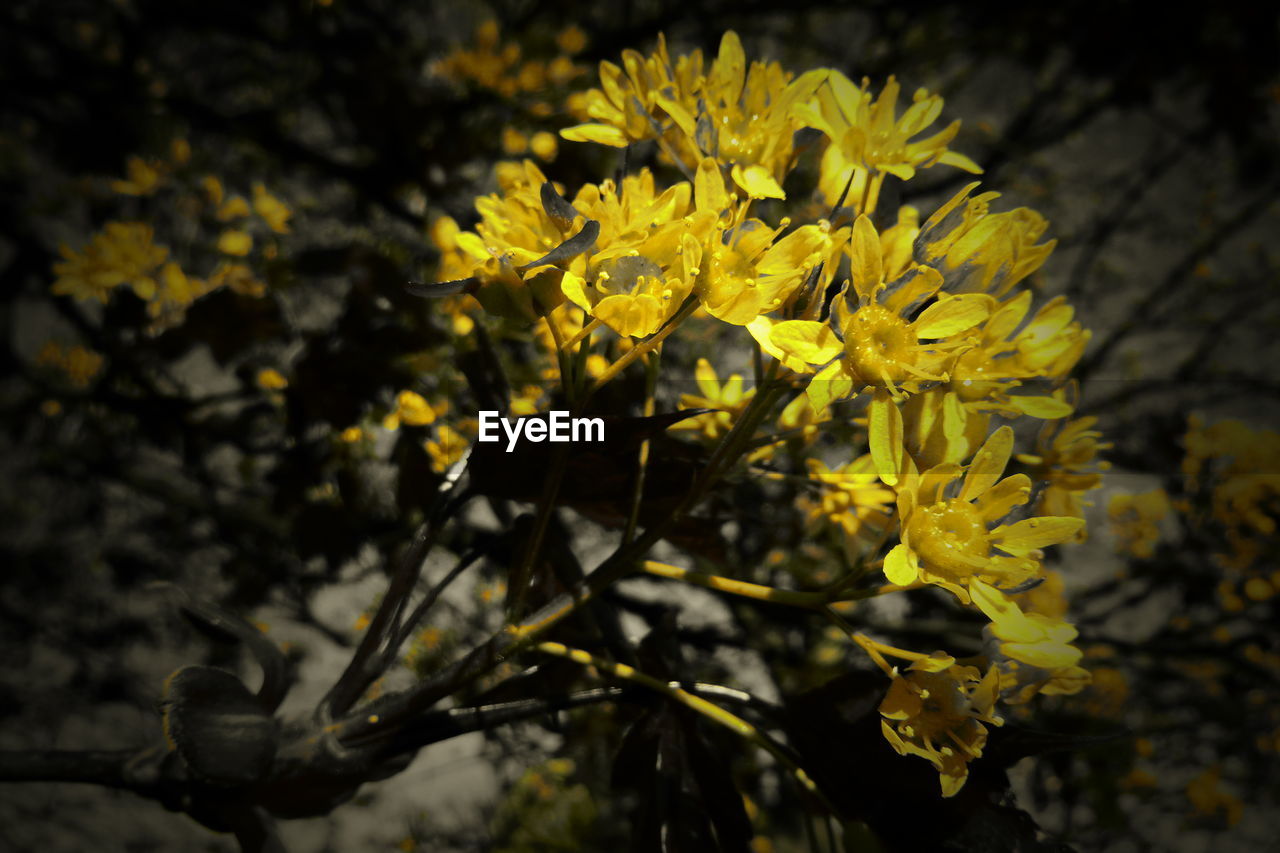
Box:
[906,499,990,577]
[844,304,916,384]
[907,671,972,739]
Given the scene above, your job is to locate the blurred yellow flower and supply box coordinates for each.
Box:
[383,390,437,430]
[252,182,292,233]
[217,229,253,256]
[110,156,163,196]
[256,368,288,390]
[1108,488,1170,559]
[53,222,168,303]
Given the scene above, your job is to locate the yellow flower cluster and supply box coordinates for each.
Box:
[425,30,1098,797]
[1181,416,1280,609]
[432,20,588,105]
[51,148,286,333]
[1107,488,1171,560]
[36,341,105,389]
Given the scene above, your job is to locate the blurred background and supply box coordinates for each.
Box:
[1,0,1278,850]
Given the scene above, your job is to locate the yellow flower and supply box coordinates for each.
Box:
[800,454,896,564]
[217,229,253,256]
[529,131,558,162]
[670,358,753,440]
[878,656,1002,797]
[563,32,825,197]
[440,161,705,335]
[971,578,1084,669]
[915,183,1056,298]
[110,156,163,196]
[1186,765,1243,826]
[1017,416,1110,533]
[202,175,225,206]
[555,25,587,55]
[756,213,991,408]
[340,426,364,443]
[52,222,168,303]
[560,33,688,148]
[425,425,469,473]
[256,368,288,390]
[692,161,845,325]
[1108,489,1170,559]
[36,342,105,389]
[978,572,1091,703]
[796,72,981,210]
[881,423,1084,601]
[208,262,266,297]
[217,195,252,221]
[252,183,291,233]
[502,126,529,155]
[383,390,436,430]
[944,292,1088,416]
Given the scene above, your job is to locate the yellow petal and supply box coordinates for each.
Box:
[959,425,1013,502]
[216,229,253,256]
[731,164,785,200]
[869,392,904,486]
[969,579,1039,641]
[594,294,663,338]
[884,543,919,586]
[880,676,922,719]
[695,157,728,215]
[1008,395,1075,419]
[938,150,984,174]
[805,361,853,413]
[990,517,1085,556]
[909,651,957,673]
[849,214,883,304]
[975,474,1031,522]
[560,270,592,312]
[1002,640,1083,669]
[559,123,630,147]
[912,293,991,338]
[769,320,843,364]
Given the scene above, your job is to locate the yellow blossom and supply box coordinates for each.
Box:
[383,390,436,430]
[556,25,587,55]
[217,195,252,221]
[878,656,1002,797]
[256,368,288,390]
[530,131,558,162]
[217,229,253,256]
[971,578,1084,669]
[425,424,468,473]
[914,183,1056,298]
[110,156,163,196]
[797,72,982,210]
[1018,415,1110,534]
[252,183,292,233]
[1108,489,1170,559]
[208,262,266,297]
[756,214,989,408]
[673,357,754,441]
[37,342,105,389]
[52,222,168,303]
[881,423,1084,600]
[800,454,896,564]
[1186,765,1243,826]
[563,32,825,196]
